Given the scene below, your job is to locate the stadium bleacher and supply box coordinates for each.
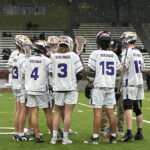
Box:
[73,23,150,71]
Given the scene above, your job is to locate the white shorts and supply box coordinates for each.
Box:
[13,89,26,104]
[26,94,52,108]
[54,91,78,106]
[123,86,144,100]
[91,88,116,108]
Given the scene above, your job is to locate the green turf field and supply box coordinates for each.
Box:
[0,92,150,150]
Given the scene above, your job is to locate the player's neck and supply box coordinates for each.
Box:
[128,44,134,48]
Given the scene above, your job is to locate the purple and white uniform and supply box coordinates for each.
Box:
[121,48,144,100]
[88,50,121,108]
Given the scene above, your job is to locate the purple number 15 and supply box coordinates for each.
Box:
[100,61,114,75]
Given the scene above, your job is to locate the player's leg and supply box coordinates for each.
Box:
[106,107,116,143]
[50,105,63,144]
[43,107,53,134]
[50,91,65,144]
[31,107,39,138]
[62,103,75,144]
[13,98,21,140]
[62,91,78,144]
[119,99,134,142]
[26,108,34,136]
[84,107,102,144]
[18,102,27,140]
[18,93,29,141]
[84,88,103,144]
[103,89,117,143]
[117,93,124,136]
[133,100,144,140]
[100,107,108,134]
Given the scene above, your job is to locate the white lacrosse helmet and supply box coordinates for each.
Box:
[59,36,74,51]
[34,40,48,47]
[15,35,32,56]
[33,40,48,54]
[120,32,137,44]
[47,36,59,45]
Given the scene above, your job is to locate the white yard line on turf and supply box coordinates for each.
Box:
[78,102,150,124]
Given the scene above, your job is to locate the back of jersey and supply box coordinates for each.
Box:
[122,48,144,86]
[51,52,83,91]
[25,55,51,94]
[88,50,121,88]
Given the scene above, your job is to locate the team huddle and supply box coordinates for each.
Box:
[8,30,144,144]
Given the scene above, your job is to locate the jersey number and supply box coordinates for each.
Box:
[134,60,142,73]
[58,63,67,78]
[31,67,39,80]
[12,66,18,79]
[100,61,114,75]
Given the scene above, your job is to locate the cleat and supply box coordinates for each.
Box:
[12,135,18,140]
[50,137,57,144]
[84,137,98,144]
[109,135,117,144]
[69,129,78,135]
[62,137,72,144]
[58,128,63,138]
[57,136,62,142]
[48,129,51,135]
[35,136,45,143]
[119,134,134,142]
[134,133,144,140]
[25,130,35,136]
[17,135,32,141]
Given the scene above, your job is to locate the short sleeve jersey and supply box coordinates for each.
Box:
[25,55,52,94]
[121,48,144,86]
[50,52,83,91]
[88,50,121,88]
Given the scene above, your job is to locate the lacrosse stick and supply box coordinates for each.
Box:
[75,36,86,56]
[116,46,129,135]
[117,47,129,95]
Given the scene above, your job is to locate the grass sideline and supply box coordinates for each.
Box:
[0,92,150,150]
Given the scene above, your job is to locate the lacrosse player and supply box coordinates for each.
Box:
[50,36,83,145]
[84,31,122,144]
[11,35,33,141]
[119,32,144,142]
[24,40,53,143]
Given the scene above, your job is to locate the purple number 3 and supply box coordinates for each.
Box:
[58,63,67,78]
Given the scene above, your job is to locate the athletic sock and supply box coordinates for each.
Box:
[19,132,24,137]
[63,132,68,138]
[127,130,132,135]
[14,132,18,136]
[111,133,116,137]
[53,130,58,138]
[93,133,98,138]
[137,128,142,135]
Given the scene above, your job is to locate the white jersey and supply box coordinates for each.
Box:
[50,52,83,91]
[121,47,144,86]
[25,55,52,95]
[88,50,121,88]
[8,50,19,66]
[11,53,26,90]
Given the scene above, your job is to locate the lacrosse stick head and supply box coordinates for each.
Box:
[75,36,86,55]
